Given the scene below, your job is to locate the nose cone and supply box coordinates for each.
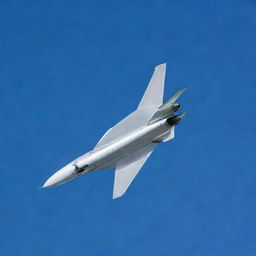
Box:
[43,164,75,188]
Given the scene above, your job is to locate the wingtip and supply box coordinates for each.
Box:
[155,63,166,70]
[112,192,124,200]
[178,88,187,94]
[181,112,187,118]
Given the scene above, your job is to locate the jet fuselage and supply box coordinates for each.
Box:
[43,115,182,188]
[42,63,186,198]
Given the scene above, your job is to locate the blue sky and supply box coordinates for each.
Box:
[1,0,256,255]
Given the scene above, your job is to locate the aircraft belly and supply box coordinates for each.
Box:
[93,119,170,171]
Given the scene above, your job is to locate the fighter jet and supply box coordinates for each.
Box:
[43,64,186,199]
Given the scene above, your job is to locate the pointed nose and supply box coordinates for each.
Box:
[43,164,75,188]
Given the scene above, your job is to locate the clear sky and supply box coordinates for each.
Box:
[1,0,256,255]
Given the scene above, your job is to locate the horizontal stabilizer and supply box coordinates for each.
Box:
[162,126,175,142]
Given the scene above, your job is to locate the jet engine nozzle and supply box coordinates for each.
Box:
[166,112,186,126]
[171,103,180,112]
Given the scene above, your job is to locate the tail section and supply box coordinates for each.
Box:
[165,88,186,105]
[148,88,186,124]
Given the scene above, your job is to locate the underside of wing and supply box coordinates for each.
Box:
[113,144,156,199]
[94,107,156,150]
[137,63,166,109]
[94,64,166,150]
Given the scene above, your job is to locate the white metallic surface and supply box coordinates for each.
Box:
[42,63,185,198]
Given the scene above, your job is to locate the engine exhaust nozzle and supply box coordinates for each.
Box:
[170,103,180,112]
[166,112,186,126]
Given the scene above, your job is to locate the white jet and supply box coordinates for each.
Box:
[43,64,186,199]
